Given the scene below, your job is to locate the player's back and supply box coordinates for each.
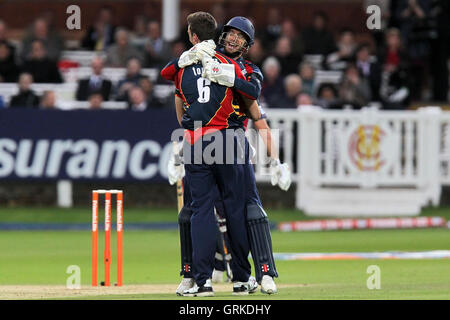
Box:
[177,55,237,131]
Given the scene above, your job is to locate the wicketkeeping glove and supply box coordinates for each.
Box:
[202,59,236,87]
[178,40,216,68]
[167,149,185,185]
[270,159,292,191]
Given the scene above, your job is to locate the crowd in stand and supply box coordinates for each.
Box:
[0,1,449,111]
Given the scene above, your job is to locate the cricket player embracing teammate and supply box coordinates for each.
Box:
[162,14,291,296]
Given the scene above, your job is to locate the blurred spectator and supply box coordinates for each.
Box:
[396,0,431,41]
[22,40,62,83]
[355,43,382,101]
[139,77,167,108]
[178,8,192,49]
[325,29,357,71]
[395,0,433,101]
[130,15,149,51]
[301,11,337,55]
[246,37,266,66]
[106,28,144,67]
[315,83,339,109]
[298,62,315,96]
[169,40,187,62]
[280,19,304,60]
[430,0,450,101]
[274,37,301,76]
[377,28,411,108]
[39,10,65,49]
[75,56,112,101]
[377,28,409,72]
[88,92,104,110]
[115,58,146,101]
[0,95,4,108]
[270,74,302,109]
[379,66,411,109]
[9,73,40,108]
[128,86,148,111]
[339,64,372,109]
[144,21,171,68]
[82,6,117,51]
[296,92,314,107]
[259,8,282,50]
[39,90,57,109]
[0,20,16,58]
[39,10,58,31]
[0,40,20,82]
[21,17,63,62]
[211,3,227,43]
[261,56,284,107]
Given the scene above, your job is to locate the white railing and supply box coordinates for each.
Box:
[249,109,300,183]
[439,113,450,185]
[0,83,78,103]
[0,82,174,108]
[253,106,445,216]
[61,67,159,83]
[61,50,107,67]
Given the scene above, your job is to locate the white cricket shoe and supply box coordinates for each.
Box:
[260,275,277,294]
[211,269,224,283]
[176,278,194,296]
[183,279,214,297]
[232,276,258,295]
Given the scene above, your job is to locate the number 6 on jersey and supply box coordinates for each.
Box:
[197,78,211,103]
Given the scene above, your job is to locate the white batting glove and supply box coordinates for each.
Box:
[167,150,185,185]
[178,40,216,68]
[270,159,291,191]
[195,40,216,60]
[202,59,235,87]
[278,162,291,191]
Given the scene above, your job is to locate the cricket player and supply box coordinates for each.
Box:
[164,16,290,295]
[162,12,262,297]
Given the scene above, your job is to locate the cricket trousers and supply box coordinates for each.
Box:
[183,128,251,286]
[179,176,229,277]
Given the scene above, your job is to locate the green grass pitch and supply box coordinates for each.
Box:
[0,206,449,299]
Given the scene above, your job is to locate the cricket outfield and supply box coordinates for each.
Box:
[0,207,449,300]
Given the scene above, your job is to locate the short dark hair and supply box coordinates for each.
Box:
[317,83,338,98]
[313,11,329,23]
[355,42,371,54]
[187,12,217,41]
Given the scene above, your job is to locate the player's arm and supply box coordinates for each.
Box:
[175,95,185,127]
[251,105,291,191]
[202,59,258,100]
[162,41,217,81]
[234,75,259,100]
[254,118,278,160]
[243,99,261,122]
[160,58,180,82]
[244,61,263,97]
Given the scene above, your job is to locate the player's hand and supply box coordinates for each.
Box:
[195,40,216,61]
[278,162,291,191]
[178,40,216,68]
[167,150,185,185]
[270,159,291,191]
[202,59,235,87]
